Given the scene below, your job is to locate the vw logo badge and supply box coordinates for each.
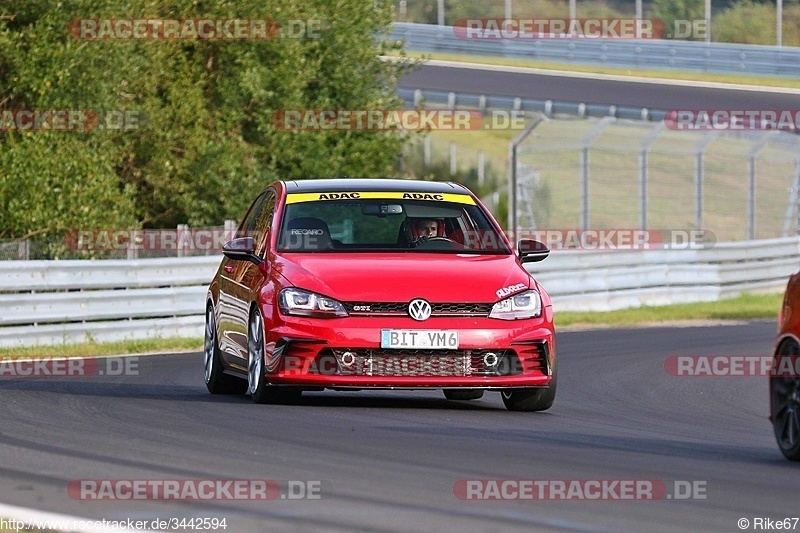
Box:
[408,299,432,321]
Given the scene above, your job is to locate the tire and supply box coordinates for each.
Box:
[443,389,484,401]
[771,340,800,460]
[247,309,301,405]
[501,365,557,412]
[204,305,246,395]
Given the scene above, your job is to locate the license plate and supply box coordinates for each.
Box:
[380,329,459,350]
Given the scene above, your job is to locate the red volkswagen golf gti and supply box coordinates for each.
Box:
[204,179,555,411]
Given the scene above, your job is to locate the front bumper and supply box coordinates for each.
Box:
[261,307,555,389]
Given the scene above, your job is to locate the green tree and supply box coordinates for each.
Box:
[650,0,705,39]
[712,0,796,45]
[0,0,412,247]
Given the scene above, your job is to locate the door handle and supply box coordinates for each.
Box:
[224,265,233,273]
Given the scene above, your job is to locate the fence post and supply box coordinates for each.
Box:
[177,224,188,258]
[693,132,718,232]
[508,114,544,234]
[478,151,485,186]
[424,135,431,167]
[17,239,30,260]
[224,219,237,244]
[748,158,756,240]
[694,151,703,231]
[748,140,768,240]
[578,117,614,231]
[449,142,457,175]
[638,122,666,230]
[581,147,590,230]
[638,150,647,229]
[127,231,137,260]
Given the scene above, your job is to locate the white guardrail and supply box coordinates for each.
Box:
[390,22,800,78]
[1,237,798,348]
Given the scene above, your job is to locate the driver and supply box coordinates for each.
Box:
[414,218,440,240]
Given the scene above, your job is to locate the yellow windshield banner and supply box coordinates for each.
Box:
[285,191,476,205]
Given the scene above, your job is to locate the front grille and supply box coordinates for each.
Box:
[344,302,492,317]
[314,348,520,377]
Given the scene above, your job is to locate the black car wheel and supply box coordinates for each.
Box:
[771,340,800,461]
[247,309,301,404]
[204,305,246,395]
[501,364,557,412]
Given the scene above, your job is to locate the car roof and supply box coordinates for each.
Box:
[283,179,470,194]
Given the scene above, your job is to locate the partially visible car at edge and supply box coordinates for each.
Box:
[772,272,800,459]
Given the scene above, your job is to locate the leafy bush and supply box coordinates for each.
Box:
[0,0,413,243]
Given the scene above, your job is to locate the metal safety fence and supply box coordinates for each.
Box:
[512,115,800,242]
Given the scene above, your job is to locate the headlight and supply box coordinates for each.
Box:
[278,288,348,318]
[489,289,541,320]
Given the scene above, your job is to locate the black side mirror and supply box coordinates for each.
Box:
[222,237,263,265]
[518,239,549,263]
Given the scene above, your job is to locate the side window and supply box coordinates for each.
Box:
[238,192,267,239]
[253,191,277,258]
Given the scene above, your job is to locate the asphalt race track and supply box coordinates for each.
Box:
[0,321,796,532]
[399,62,800,110]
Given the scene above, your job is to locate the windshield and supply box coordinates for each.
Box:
[277,194,510,254]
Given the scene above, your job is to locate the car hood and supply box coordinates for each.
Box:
[274,253,531,303]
